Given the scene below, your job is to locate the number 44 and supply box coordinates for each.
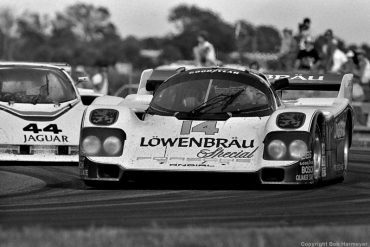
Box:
[23,123,62,134]
[180,121,219,135]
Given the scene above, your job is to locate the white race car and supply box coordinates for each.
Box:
[0,62,99,163]
[79,67,354,187]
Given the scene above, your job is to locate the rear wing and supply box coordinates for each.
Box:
[267,73,353,100]
[138,68,182,95]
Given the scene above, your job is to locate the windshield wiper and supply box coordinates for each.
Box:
[229,105,272,115]
[189,94,229,114]
[220,89,244,111]
[190,89,244,115]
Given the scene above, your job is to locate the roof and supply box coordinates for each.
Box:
[0,62,71,73]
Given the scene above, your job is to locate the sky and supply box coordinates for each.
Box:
[2,0,370,45]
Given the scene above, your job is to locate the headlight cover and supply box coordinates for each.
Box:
[103,136,122,156]
[82,135,101,155]
[289,140,308,159]
[263,131,311,160]
[267,140,287,160]
[81,128,126,156]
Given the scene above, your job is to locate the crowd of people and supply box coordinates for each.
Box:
[74,64,109,95]
[277,17,370,102]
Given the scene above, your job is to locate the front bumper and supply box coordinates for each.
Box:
[0,145,79,163]
[79,156,315,185]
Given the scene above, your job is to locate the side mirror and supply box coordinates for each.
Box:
[76,76,89,86]
[271,78,289,91]
[146,80,159,92]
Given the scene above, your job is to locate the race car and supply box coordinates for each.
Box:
[79,67,354,186]
[0,62,100,164]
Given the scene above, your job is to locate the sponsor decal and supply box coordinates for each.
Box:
[298,160,313,166]
[296,174,314,181]
[267,74,324,81]
[277,112,305,129]
[90,109,118,126]
[140,137,254,149]
[197,147,258,159]
[189,69,239,75]
[140,125,259,164]
[295,150,314,182]
[334,115,346,139]
[170,161,216,167]
[301,166,313,174]
[23,123,68,143]
[321,155,327,177]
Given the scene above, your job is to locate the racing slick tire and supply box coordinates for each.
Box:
[340,121,351,182]
[313,125,323,185]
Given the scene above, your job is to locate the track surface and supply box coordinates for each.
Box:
[0,150,369,229]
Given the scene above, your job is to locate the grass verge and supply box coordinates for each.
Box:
[0,225,369,247]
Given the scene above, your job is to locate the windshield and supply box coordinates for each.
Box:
[0,67,77,104]
[151,76,273,116]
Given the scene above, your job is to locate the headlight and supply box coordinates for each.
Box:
[267,140,287,159]
[103,136,122,156]
[289,140,308,159]
[82,135,101,155]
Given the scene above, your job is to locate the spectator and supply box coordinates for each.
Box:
[92,66,109,95]
[74,66,93,89]
[321,29,338,72]
[296,18,312,51]
[249,61,264,72]
[278,28,298,71]
[193,31,217,66]
[330,48,348,74]
[353,48,370,101]
[294,37,320,71]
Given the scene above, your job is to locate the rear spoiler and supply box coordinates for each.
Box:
[267,73,347,91]
[137,68,184,95]
[268,73,353,100]
[145,69,181,91]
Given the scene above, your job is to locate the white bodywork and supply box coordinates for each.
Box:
[0,62,95,163]
[80,68,353,184]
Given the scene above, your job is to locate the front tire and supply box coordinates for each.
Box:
[312,126,323,184]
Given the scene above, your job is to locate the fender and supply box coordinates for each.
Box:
[91,95,124,106]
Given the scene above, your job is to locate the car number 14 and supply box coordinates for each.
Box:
[180,121,219,135]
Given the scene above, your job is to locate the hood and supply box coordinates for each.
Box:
[0,99,79,119]
[123,114,269,172]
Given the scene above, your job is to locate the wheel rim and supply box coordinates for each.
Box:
[313,136,322,181]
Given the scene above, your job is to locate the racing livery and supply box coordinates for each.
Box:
[79,67,354,186]
[0,62,99,163]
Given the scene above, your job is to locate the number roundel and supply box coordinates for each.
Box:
[23,123,62,134]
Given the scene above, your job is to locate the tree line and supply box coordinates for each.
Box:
[0,3,369,70]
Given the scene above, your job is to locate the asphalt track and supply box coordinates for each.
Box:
[0,149,369,229]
